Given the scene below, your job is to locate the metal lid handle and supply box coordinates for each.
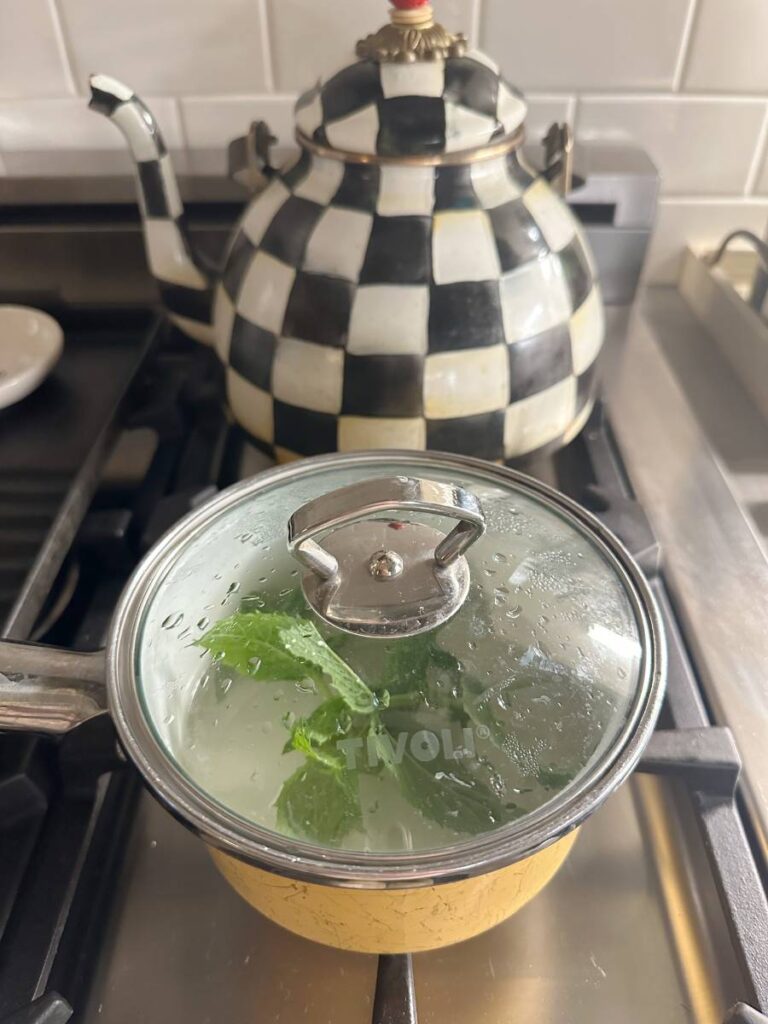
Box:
[288,476,485,582]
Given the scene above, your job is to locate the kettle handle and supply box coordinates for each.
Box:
[0,640,107,735]
[541,122,575,197]
[228,121,277,194]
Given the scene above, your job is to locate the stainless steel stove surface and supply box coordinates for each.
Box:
[1,298,767,1024]
[81,775,740,1024]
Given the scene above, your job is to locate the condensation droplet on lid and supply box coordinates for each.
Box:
[483,568,496,577]
[162,612,184,630]
[249,656,262,671]
[197,617,210,631]
[492,552,508,564]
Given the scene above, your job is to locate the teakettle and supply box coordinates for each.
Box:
[89,0,603,463]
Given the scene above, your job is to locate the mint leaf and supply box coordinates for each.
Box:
[396,749,522,834]
[198,613,376,714]
[278,618,376,714]
[536,766,577,790]
[296,697,354,746]
[289,725,344,769]
[197,613,308,681]
[276,761,362,845]
[282,698,356,769]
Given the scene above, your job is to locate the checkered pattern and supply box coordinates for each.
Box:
[216,145,604,463]
[295,51,526,159]
[89,75,215,345]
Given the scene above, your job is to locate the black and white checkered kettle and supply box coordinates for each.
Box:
[87,0,604,464]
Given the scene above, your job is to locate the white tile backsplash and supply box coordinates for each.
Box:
[180,96,295,153]
[1,0,768,283]
[0,97,183,151]
[578,96,767,195]
[753,144,768,197]
[644,200,768,283]
[58,0,269,95]
[0,0,74,98]
[684,0,768,94]
[482,0,691,91]
[267,0,479,92]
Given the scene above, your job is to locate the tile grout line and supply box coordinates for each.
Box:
[175,98,190,154]
[743,101,768,196]
[671,0,700,93]
[47,0,78,96]
[576,91,768,104]
[258,0,276,93]
[470,0,483,49]
[658,195,768,206]
[567,95,580,133]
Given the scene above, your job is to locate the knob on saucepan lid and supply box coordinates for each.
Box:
[294,0,527,159]
[288,476,486,638]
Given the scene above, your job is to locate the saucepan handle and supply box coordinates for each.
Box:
[0,639,108,735]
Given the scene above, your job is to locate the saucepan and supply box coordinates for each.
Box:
[0,451,665,954]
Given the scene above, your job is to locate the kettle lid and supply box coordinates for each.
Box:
[295,0,527,160]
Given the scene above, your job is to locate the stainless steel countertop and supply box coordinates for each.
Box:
[611,288,768,861]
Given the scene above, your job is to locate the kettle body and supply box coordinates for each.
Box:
[214,144,602,462]
[89,4,604,463]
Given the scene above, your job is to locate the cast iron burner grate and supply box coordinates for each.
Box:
[0,323,766,1024]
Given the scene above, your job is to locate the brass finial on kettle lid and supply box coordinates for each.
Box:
[357,0,468,63]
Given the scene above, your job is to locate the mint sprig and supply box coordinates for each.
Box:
[198,612,375,713]
[197,611,536,847]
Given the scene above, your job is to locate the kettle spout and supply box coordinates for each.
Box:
[89,74,215,345]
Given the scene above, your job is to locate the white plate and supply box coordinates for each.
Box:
[0,306,64,411]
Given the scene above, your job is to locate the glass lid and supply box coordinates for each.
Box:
[114,453,662,870]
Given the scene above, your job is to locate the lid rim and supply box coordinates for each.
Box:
[107,450,666,889]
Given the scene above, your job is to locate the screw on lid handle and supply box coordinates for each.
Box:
[287,477,486,639]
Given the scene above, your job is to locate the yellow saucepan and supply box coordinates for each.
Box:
[210,830,578,954]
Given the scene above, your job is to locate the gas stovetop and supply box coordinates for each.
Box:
[0,309,767,1024]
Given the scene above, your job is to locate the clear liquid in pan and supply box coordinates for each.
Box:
[173,503,641,854]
